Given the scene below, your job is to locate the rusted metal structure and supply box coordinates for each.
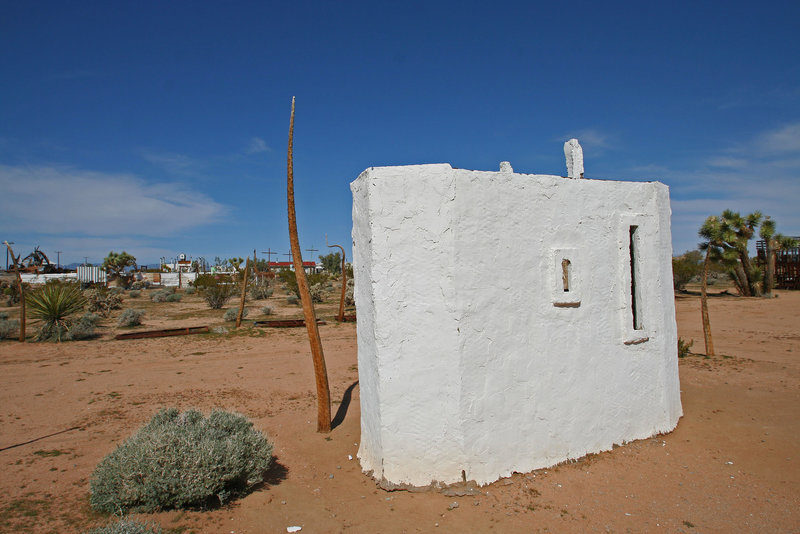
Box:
[757,238,800,289]
[253,319,327,328]
[114,326,209,340]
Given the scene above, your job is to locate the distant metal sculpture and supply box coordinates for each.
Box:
[325,234,347,322]
[20,246,53,273]
[286,97,332,433]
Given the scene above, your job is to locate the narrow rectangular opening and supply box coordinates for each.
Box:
[561,258,571,292]
[629,225,642,330]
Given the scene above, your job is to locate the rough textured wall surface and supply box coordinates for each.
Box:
[351,164,682,488]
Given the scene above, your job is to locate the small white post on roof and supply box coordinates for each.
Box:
[499,161,514,173]
[564,138,584,179]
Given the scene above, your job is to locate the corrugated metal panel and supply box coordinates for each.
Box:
[76,265,107,284]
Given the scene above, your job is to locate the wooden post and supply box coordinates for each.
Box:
[700,247,715,356]
[235,258,250,328]
[287,97,332,433]
[4,242,25,342]
[325,235,347,322]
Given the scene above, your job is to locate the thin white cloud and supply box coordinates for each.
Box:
[246,137,272,154]
[752,122,800,154]
[0,164,227,237]
[656,122,800,253]
[142,150,198,175]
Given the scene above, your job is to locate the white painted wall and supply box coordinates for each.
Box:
[351,163,681,488]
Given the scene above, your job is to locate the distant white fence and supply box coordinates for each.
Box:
[159,272,198,287]
[20,273,79,285]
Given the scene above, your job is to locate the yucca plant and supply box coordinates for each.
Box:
[26,282,86,342]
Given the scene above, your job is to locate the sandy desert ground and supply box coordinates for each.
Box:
[0,283,798,533]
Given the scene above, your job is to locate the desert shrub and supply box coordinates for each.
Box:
[69,313,98,340]
[86,517,162,534]
[130,281,150,290]
[183,286,195,295]
[0,317,19,339]
[128,290,141,298]
[224,307,248,322]
[90,408,273,513]
[86,289,122,316]
[109,287,126,296]
[345,278,354,306]
[678,338,694,358]
[307,272,329,286]
[309,283,325,303]
[193,274,235,309]
[150,288,178,303]
[277,270,299,297]
[672,250,703,290]
[118,309,145,327]
[260,306,273,316]
[286,295,299,305]
[249,279,272,300]
[2,280,30,306]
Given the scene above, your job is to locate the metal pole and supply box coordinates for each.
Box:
[6,241,14,271]
[55,251,62,270]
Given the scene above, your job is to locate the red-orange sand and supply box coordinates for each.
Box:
[1,288,798,533]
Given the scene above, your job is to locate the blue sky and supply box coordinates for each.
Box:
[1,1,798,267]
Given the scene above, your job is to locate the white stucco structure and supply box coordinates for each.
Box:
[350,161,682,488]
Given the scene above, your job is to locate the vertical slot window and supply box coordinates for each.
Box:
[561,259,571,292]
[629,225,642,330]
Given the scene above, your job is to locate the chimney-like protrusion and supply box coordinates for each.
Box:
[499,161,514,173]
[564,138,584,179]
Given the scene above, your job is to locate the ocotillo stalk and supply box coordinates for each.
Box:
[4,242,25,342]
[286,97,332,433]
[325,235,347,322]
[235,258,251,328]
[700,246,715,356]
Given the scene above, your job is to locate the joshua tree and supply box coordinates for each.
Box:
[698,216,725,356]
[719,210,762,296]
[102,251,137,283]
[286,97,331,433]
[759,216,797,298]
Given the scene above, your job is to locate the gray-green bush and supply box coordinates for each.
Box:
[90,408,273,513]
[224,307,248,322]
[183,286,195,295]
[260,306,273,316]
[0,316,19,339]
[287,295,299,305]
[249,279,272,300]
[118,309,145,327]
[85,517,162,534]
[128,290,141,298]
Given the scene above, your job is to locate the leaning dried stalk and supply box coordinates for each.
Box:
[286,97,331,433]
